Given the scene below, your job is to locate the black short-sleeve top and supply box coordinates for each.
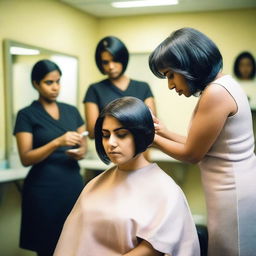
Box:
[83,79,154,112]
[13,101,84,164]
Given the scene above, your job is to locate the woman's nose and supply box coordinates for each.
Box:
[52,82,60,90]
[108,61,115,69]
[108,134,117,147]
[168,80,175,90]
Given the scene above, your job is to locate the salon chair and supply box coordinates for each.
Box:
[196,224,208,256]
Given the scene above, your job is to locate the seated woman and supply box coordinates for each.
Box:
[54,97,200,256]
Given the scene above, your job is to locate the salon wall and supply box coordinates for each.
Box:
[97,8,256,74]
[0,0,100,161]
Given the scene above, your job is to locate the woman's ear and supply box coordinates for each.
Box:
[33,81,39,89]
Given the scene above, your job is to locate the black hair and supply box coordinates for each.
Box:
[94,96,154,164]
[31,59,62,87]
[149,27,223,95]
[95,36,129,75]
[233,51,256,79]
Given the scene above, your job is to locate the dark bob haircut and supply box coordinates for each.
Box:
[31,59,62,87]
[95,36,129,75]
[94,96,154,164]
[149,27,223,95]
[233,51,256,79]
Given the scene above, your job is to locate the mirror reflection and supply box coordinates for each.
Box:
[4,40,79,168]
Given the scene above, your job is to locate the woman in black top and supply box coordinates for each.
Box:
[13,59,87,256]
[83,36,157,139]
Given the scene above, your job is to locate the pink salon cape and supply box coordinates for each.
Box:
[54,163,200,256]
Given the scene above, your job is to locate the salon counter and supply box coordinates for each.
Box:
[0,167,29,183]
[0,159,109,183]
[0,149,183,183]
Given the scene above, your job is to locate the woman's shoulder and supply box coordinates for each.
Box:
[146,164,182,194]
[89,79,110,88]
[83,165,116,188]
[17,101,39,114]
[57,102,79,111]
[202,75,233,98]
[198,76,237,116]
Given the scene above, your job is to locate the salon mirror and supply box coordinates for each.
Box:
[3,40,79,168]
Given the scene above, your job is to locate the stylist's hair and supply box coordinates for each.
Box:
[149,27,223,95]
[95,96,154,164]
[95,36,129,75]
[233,51,256,79]
[31,59,62,87]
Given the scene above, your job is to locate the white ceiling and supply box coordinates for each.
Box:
[60,0,256,18]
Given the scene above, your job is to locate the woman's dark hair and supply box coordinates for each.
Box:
[94,96,154,164]
[95,36,129,75]
[233,51,256,79]
[149,27,223,95]
[31,59,62,87]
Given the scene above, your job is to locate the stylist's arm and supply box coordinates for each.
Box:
[16,129,85,166]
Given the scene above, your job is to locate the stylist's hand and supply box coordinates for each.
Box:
[65,147,86,160]
[57,131,82,147]
[150,110,168,137]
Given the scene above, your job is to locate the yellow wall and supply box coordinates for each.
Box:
[97,9,256,74]
[0,1,255,255]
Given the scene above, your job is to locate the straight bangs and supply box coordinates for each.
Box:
[149,45,168,79]
[94,117,110,164]
[149,38,195,81]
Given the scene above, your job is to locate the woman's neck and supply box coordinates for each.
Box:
[110,75,130,91]
[117,154,150,172]
[38,97,56,106]
[215,72,225,80]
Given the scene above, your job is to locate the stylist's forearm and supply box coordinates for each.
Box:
[157,129,186,144]
[20,138,61,166]
[153,134,190,163]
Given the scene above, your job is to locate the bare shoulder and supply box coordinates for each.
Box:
[198,83,237,116]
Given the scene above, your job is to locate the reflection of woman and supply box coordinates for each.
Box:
[54,97,200,256]
[233,51,256,107]
[233,51,256,80]
[149,27,256,256]
[13,59,87,256]
[83,36,156,139]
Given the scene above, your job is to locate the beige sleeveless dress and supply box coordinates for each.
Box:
[199,75,256,256]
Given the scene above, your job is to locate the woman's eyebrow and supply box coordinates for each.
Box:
[102,127,127,132]
[114,127,127,132]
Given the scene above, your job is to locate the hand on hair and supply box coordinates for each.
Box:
[149,109,166,136]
